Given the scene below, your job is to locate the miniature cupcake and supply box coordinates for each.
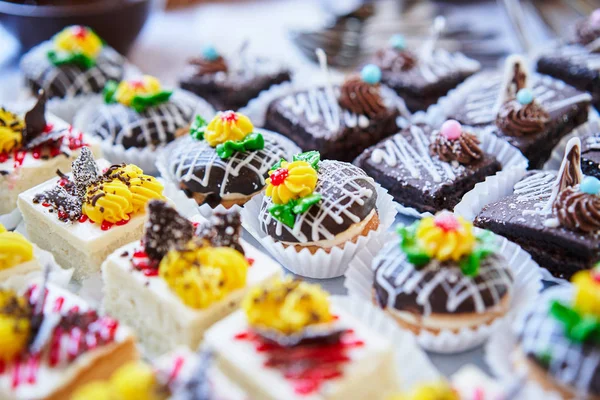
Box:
[0,92,101,227]
[17,147,164,279]
[76,75,213,173]
[373,212,514,336]
[513,267,600,399]
[179,44,291,111]
[20,26,126,122]
[158,110,300,213]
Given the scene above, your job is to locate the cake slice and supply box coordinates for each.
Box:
[102,201,282,356]
[0,280,137,400]
[204,278,398,400]
[17,148,165,280]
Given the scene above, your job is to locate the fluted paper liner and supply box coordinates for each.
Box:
[344,229,543,353]
[241,184,397,279]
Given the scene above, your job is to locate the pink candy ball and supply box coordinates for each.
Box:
[440,119,462,140]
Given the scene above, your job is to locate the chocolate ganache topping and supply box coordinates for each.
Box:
[430,121,482,165]
[495,98,549,137]
[554,187,600,233]
[338,75,386,118]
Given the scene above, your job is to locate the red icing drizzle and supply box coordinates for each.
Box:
[234,329,363,395]
[168,356,186,385]
[131,249,159,277]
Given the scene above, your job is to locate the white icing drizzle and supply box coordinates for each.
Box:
[369,125,457,183]
[259,160,375,243]
[315,48,341,132]
[374,241,513,316]
[20,42,125,98]
[419,16,446,61]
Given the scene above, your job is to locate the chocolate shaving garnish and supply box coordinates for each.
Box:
[71,147,100,199]
[196,210,244,254]
[33,186,82,221]
[554,187,600,233]
[22,90,48,145]
[189,56,228,76]
[430,130,483,165]
[338,75,387,119]
[255,326,345,348]
[143,200,195,261]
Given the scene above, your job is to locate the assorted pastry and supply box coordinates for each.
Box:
[179,44,292,111]
[158,110,300,210]
[373,212,513,335]
[101,200,281,356]
[354,119,501,214]
[264,59,409,162]
[204,277,398,399]
[370,33,481,112]
[20,25,126,102]
[0,93,100,218]
[475,137,600,279]
[446,55,591,168]
[260,151,380,253]
[17,147,164,280]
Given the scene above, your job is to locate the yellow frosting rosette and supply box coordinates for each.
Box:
[265,160,318,205]
[572,266,600,318]
[415,212,476,262]
[242,277,333,335]
[159,242,248,309]
[204,111,254,147]
[114,76,163,107]
[0,108,24,154]
[0,289,31,362]
[107,164,164,213]
[53,25,103,59]
[0,223,34,270]
[387,381,459,400]
[82,178,134,224]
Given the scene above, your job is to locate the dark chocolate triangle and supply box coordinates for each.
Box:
[143,200,194,261]
[196,210,244,254]
[71,147,99,199]
[22,90,47,145]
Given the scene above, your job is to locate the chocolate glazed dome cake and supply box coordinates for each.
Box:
[259,153,379,253]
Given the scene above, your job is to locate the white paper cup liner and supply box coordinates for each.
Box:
[238,80,296,127]
[544,119,600,170]
[0,208,22,231]
[73,91,215,175]
[331,295,440,389]
[394,203,432,219]
[241,184,397,279]
[344,228,543,353]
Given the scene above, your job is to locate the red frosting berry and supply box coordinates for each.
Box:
[269,168,289,186]
[220,111,238,123]
[434,212,461,232]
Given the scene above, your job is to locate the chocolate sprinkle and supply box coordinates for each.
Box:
[196,210,244,254]
[142,200,195,261]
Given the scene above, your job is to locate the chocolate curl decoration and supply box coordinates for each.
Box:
[22,90,48,145]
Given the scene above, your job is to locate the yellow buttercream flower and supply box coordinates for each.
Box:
[160,242,248,309]
[572,267,600,318]
[265,161,318,205]
[53,25,103,59]
[0,289,31,362]
[0,223,34,270]
[114,76,163,107]
[387,381,459,400]
[106,164,164,213]
[0,108,24,154]
[242,277,333,335]
[204,111,254,147]
[415,212,476,262]
[82,178,133,224]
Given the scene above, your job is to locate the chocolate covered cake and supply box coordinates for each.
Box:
[371,33,481,112]
[475,138,600,279]
[354,120,501,214]
[179,44,291,111]
[448,56,591,168]
[264,62,408,162]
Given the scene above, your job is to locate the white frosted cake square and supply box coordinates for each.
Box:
[102,202,282,356]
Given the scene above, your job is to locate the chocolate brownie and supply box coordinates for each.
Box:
[354,122,501,214]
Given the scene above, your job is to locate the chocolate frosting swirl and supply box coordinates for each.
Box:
[188,56,228,76]
[554,187,600,233]
[429,131,483,165]
[338,76,386,118]
[374,48,416,72]
[495,99,550,137]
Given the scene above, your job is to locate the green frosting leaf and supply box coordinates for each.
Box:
[397,224,430,267]
[103,80,119,104]
[268,193,322,229]
[291,194,322,214]
[47,50,96,69]
[293,151,320,171]
[130,91,173,113]
[190,115,208,141]
[550,301,600,344]
[270,159,285,171]
[215,133,265,159]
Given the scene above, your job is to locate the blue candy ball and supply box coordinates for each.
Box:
[361,64,382,85]
[516,88,533,105]
[580,176,600,195]
[389,34,406,50]
[202,45,219,61]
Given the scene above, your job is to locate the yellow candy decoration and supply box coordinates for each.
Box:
[114,76,163,107]
[0,108,24,154]
[415,212,476,262]
[204,111,254,147]
[0,223,34,270]
[53,25,103,60]
[106,164,164,213]
[572,267,600,318]
[387,381,459,400]
[265,161,318,205]
[160,243,248,309]
[242,277,333,335]
[0,289,31,362]
[82,178,133,224]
